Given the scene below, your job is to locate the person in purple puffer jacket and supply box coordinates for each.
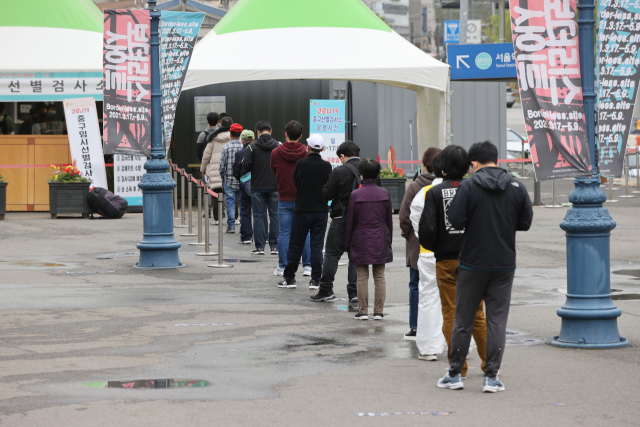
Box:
[344,158,393,320]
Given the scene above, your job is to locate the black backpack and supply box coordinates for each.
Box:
[87,187,128,219]
[337,163,361,214]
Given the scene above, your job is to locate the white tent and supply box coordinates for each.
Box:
[183,0,450,150]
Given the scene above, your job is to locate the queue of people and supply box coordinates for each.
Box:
[199,116,533,393]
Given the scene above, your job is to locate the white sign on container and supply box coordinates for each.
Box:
[63,97,107,189]
[194,96,226,131]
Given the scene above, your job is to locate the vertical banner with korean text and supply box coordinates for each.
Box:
[103,10,151,157]
[64,97,108,189]
[509,0,591,180]
[595,1,640,177]
[160,11,204,151]
[310,100,345,169]
[114,154,146,206]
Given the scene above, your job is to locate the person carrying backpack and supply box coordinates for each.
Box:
[311,141,379,302]
[196,112,219,161]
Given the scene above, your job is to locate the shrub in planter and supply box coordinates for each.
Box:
[48,163,92,219]
[379,168,406,213]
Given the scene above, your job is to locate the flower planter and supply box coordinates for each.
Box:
[380,177,407,214]
[0,182,6,220]
[48,181,91,219]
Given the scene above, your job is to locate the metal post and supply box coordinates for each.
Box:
[180,176,197,237]
[172,166,179,220]
[459,0,468,45]
[521,145,525,178]
[498,0,505,43]
[209,193,232,268]
[546,180,562,208]
[135,0,183,269]
[174,171,187,228]
[620,152,634,198]
[189,180,205,245]
[533,179,542,206]
[605,179,618,203]
[551,0,627,349]
[196,190,217,256]
[633,150,640,193]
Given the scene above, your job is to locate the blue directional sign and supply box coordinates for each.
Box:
[443,20,459,44]
[448,43,517,80]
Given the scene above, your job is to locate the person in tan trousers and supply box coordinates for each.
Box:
[418,145,487,378]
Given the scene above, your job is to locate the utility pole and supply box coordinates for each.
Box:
[499,0,505,43]
[459,0,468,44]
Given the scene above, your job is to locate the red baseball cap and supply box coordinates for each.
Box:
[230,123,243,133]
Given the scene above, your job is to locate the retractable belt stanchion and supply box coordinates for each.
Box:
[172,164,179,220]
[209,191,232,268]
[174,168,188,228]
[634,150,640,194]
[196,187,218,256]
[620,152,635,198]
[189,178,205,246]
[180,174,198,237]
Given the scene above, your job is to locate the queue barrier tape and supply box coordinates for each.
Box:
[0,164,72,169]
[206,187,218,198]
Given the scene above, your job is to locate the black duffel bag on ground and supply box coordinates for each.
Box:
[87,187,128,219]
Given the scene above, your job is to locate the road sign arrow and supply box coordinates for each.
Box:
[457,55,470,69]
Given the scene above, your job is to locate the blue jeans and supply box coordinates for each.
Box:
[278,201,311,269]
[251,191,279,250]
[409,266,419,330]
[223,182,240,228]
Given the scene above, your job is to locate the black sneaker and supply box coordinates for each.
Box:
[270,247,278,255]
[226,227,235,234]
[310,290,336,302]
[354,313,368,320]
[373,313,384,320]
[348,293,358,302]
[277,279,296,289]
[251,248,265,255]
[404,329,417,341]
[309,279,320,290]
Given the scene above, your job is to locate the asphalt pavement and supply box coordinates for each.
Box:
[1,199,639,426]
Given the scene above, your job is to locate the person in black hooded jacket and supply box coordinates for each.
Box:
[436,141,532,394]
[240,120,280,255]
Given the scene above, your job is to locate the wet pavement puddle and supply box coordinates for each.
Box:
[66,271,117,274]
[175,323,238,326]
[96,252,137,259]
[355,412,453,417]
[611,293,640,300]
[82,379,210,389]
[613,269,640,279]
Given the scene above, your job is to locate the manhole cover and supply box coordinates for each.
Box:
[82,379,210,389]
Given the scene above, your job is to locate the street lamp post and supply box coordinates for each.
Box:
[551,0,627,348]
[135,0,184,269]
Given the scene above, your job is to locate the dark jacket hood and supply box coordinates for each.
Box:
[256,133,280,151]
[279,141,308,162]
[414,172,436,187]
[472,167,511,192]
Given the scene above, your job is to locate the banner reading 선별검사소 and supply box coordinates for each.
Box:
[160,11,204,152]
[103,10,151,157]
[509,0,591,180]
[595,1,640,177]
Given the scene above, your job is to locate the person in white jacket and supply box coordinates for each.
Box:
[409,174,446,361]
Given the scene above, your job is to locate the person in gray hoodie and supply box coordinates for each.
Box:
[240,120,280,255]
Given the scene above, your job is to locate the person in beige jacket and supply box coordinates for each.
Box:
[200,116,233,222]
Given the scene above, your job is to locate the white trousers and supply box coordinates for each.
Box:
[416,253,446,355]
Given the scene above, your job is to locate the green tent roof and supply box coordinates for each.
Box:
[214,0,391,36]
[0,0,102,33]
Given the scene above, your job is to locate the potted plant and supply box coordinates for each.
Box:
[48,162,91,219]
[0,174,6,220]
[379,167,406,214]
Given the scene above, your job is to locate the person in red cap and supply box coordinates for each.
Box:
[218,121,243,233]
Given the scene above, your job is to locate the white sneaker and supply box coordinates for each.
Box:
[235,219,240,225]
[212,220,219,225]
[303,266,312,276]
[418,354,437,361]
[273,267,285,276]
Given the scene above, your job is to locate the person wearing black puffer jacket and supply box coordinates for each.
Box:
[436,141,532,394]
[240,120,280,255]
